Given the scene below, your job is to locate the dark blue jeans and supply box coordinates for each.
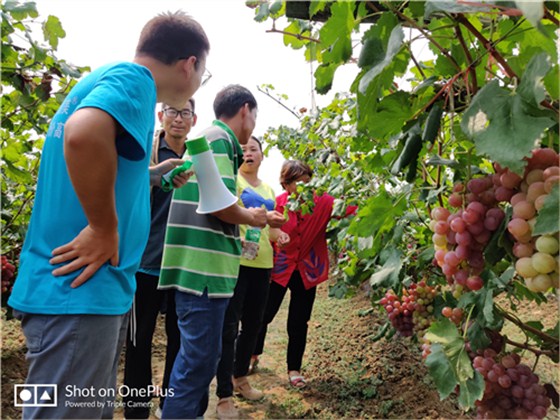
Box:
[161,290,229,419]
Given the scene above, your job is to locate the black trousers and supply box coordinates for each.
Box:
[254,270,317,372]
[123,272,180,419]
[216,265,271,398]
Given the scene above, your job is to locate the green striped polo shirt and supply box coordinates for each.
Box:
[158,120,243,298]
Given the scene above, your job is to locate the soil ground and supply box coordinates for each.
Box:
[2,283,558,419]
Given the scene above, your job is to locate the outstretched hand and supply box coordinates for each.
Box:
[50,225,119,288]
[150,159,193,188]
[267,210,287,228]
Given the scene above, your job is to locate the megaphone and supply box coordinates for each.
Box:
[186,136,238,214]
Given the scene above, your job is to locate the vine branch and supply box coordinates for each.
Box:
[379,2,462,72]
[454,24,478,96]
[256,85,301,120]
[497,306,558,344]
[504,337,557,358]
[455,14,518,81]
[265,25,320,44]
[544,8,559,26]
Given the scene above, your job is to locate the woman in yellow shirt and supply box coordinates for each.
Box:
[215,136,288,418]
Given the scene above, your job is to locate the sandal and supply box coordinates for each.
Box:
[288,372,307,389]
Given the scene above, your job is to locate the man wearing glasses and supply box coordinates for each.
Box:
[8,11,210,419]
[123,99,197,419]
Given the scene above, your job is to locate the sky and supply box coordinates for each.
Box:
[33,0,359,192]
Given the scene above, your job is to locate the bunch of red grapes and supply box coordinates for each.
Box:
[1,255,16,295]
[441,305,464,325]
[430,173,507,291]
[380,281,437,337]
[409,280,437,331]
[380,289,414,337]
[473,349,552,419]
[503,148,560,293]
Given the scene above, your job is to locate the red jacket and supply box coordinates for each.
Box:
[272,192,357,290]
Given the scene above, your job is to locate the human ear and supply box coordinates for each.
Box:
[181,56,197,75]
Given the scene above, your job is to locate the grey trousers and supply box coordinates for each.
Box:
[14,310,129,419]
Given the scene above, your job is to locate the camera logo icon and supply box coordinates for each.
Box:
[14,384,57,407]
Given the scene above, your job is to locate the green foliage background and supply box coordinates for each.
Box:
[1,0,88,260]
[248,0,559,408]
[0,0,558,410]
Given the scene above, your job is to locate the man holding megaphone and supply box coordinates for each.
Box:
[158,85,285,420]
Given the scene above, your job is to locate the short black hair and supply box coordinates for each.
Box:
[136,11,210,66]
[161,98,195,113]
[213,84,257,119]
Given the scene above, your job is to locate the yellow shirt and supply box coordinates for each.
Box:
[237,175,276,269]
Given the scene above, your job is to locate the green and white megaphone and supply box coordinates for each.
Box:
[186,136,238,215]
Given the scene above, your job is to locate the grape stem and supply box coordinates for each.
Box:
[265,22,320,44]
[497,306,558,345]
[462,305,476,340]
[503,336,557,358]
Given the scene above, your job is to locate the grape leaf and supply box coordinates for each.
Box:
[368,248,402,289]
[4,0,38,19]
[254,2,269,22]
[458,371,485,409]
[533,183,559,235]
[309,0,328,18]
[517,52,552,107]
[484,215,508,265]
[425,323,486,409]
[466,321,491,352]
[319,1,354,64]
[347,190,407,256]
[358,37,385,68]
[315,63,339,94]
[42,15,65,49]
[370,92,415,140]
[513,280,548,304]
[461,53,556,174]
[348,189,406,239]
[481,288,496,326]
[283,20,306,49]
[461,79,556,174]
[268,0,283,16]
[544,64,559,100]
[424,0,483,18]
[359,24,404,94]
[515,1,545,29]
[425,343,457,400]
[424,319,474,383]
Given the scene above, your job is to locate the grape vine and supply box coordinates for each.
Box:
[248,1,559,416]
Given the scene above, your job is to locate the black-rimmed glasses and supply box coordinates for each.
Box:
[163,108,194,119]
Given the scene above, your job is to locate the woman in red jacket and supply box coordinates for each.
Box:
[253,160,356,388]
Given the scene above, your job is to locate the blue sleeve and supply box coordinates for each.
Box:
[77,63,156,161]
